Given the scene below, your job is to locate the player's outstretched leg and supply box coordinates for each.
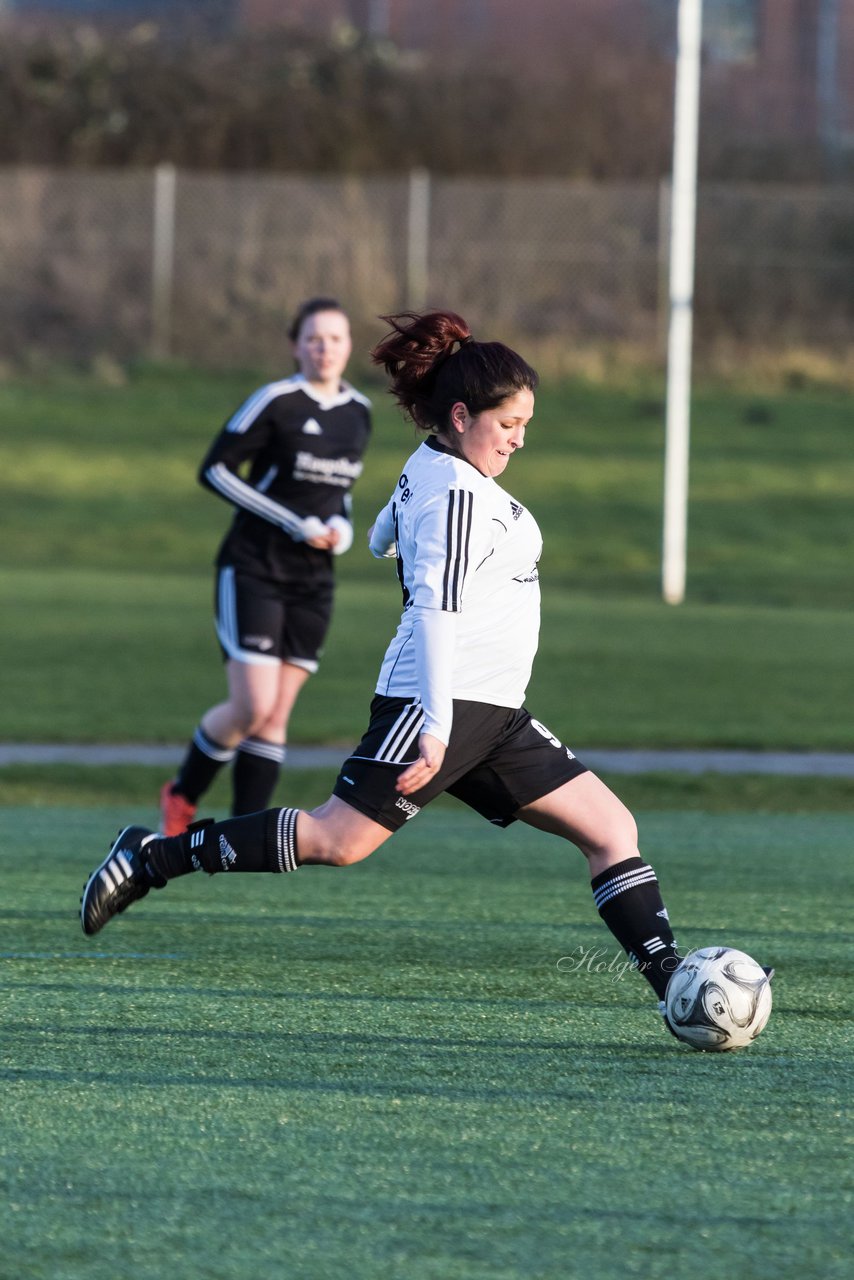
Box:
[79,808,299,936]
[80,825,163,936]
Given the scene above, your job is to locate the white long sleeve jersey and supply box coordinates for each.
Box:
[369,438,542,743]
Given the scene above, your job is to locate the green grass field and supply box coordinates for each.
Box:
[1,365,852,1277]
[3,363,854,748]
[4,363,853,606]
[4,569,854,749]
[2,806,851,1279]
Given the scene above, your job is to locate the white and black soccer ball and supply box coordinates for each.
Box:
[665,946,772,1052]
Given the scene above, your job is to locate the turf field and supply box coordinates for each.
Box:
[3,364,853,749]
[1,365,852,1277]
[4,363,853,607]
[2,805,851,1279]
[4,568,854,750]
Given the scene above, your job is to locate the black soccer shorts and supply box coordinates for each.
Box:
[214,566,333,671]
[332,696,588,832]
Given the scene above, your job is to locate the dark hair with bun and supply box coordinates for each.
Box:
[288,296,348,342]
[371,310,538,433]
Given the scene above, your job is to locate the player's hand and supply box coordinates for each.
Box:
[367,522,396,558]
[298,516,332,549]
[325,515,353,555]
[396,733,446,796]
[305,529,338,550]
[302,517,340,550]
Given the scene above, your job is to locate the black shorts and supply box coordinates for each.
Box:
[333,696,588,832]
[214,566,333,671]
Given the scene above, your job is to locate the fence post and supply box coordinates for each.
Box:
[406,168,430,309]
[151,162,176,360]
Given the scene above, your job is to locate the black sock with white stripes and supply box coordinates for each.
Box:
[173,725,237,804]
[143,808,300,882]
[232,738,286,815]
[590,857,679,1000]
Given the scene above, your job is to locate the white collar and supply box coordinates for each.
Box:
[292,373,369,411]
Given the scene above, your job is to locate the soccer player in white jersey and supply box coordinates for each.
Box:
[159,298,372,835]
[82,310,687,1031]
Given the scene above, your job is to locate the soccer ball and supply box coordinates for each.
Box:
[664,946,772,1052]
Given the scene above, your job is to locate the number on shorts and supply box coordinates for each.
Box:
[530,718,562,749]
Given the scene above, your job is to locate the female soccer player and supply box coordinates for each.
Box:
[83,310,683,1021]
[159,297,372,833]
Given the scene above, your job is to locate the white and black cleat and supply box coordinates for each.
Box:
[80,825,158,936]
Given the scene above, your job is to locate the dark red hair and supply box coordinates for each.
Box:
[371,310,538,432]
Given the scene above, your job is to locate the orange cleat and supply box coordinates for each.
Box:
[159,781,197,837]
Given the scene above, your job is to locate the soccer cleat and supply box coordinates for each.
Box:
[159,781,197,837]
[80,825,158,936]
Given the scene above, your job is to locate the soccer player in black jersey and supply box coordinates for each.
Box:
[82,309,768,1035]
[159,297,372,833]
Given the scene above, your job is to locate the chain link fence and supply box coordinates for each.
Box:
[1,166,852,372]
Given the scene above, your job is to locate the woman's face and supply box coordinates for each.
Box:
[448,389,534,478]
[293,309,352,388]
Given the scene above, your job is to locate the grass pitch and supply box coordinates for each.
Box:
[3,364,854,750]
[1,805,851,1279]
[3,364,852,607]
[4,568,854,750]
[2,365,852,1277]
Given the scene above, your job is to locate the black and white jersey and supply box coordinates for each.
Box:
[200,374,372,584]
[369,437,542,742]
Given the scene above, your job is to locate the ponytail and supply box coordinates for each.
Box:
[371,310,538,432]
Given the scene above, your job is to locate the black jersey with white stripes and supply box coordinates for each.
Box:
[199,374,372,584]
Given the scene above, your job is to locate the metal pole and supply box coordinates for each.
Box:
[406,168,430,310]
[151,162,176,361]
[817,0,841,177]
[657,177,672,351]
[367,0,391,39]
[662,0,703,605]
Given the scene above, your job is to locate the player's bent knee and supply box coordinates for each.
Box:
[222,702,259,737]
[245,703,278,737]
[614,807,639,851]
[598,802,638,853]
[590,786,638,851]
[574,802,638,862]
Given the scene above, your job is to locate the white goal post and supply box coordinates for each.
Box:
[662,0,703,605]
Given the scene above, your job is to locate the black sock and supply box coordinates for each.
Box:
[144,807,301,881]
[173,725,236,804]
[591,857,679,1000]
[232,738,286,815]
